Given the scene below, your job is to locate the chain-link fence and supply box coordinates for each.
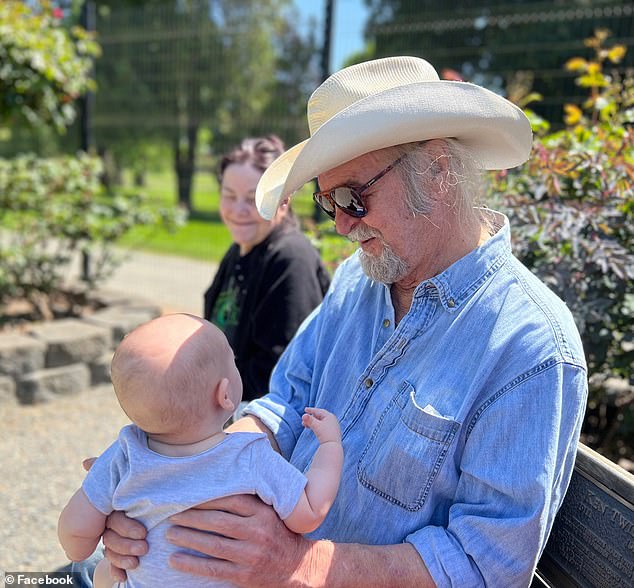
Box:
[364,0,633,123]
[2,1,632,178]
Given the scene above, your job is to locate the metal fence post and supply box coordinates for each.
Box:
[313,0,335,223]
[80,0,96,282]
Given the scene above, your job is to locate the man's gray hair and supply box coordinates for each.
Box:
[391,139,490,231]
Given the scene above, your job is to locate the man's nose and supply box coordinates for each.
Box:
[334,207,357,235]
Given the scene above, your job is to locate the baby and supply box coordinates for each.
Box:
[58,313,343,588]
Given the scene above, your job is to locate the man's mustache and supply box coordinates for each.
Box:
[347,225,382,243]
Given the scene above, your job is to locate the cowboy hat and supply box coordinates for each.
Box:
[256,56,532,220]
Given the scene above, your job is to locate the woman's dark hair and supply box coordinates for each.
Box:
[217,135,285,182]
[217,134,297,227]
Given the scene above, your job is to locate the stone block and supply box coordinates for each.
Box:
[0,333,46,378]
[90,351,113,386]
[92,289,162,316]
[0,375,16,403]
[83,306,160,346]
[28,319,112,368]
[17,364,90,404]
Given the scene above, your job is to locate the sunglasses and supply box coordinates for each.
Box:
[313,155,404,220]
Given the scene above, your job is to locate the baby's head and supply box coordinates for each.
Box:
[110,314,242,443]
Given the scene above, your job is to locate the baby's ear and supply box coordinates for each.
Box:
[215,378,235,412]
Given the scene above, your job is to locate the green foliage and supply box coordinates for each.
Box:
[0,3,185,319]
[303,219,358,277]
[256,6,320,147]
[0,154,185,313]
[491,30,634,459]
[0,0,100,134]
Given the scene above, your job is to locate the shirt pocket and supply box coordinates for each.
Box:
[357,381,459,511]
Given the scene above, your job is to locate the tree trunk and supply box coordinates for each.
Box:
[174,124,199,212]
[98,147,121,192]
[133,169,146,187]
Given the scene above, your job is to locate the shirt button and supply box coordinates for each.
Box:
[382,319,390,328]
[447,298,456,308]
[364,378,374,389]
[238,275,244,281]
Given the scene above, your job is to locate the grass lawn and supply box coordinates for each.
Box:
[117,169,229,261]
[117,168,344,265]
[118,218,232,261]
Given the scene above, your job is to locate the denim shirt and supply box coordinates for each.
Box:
[245,213,587,588]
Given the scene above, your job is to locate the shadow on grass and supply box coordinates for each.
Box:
[188,209,222,223]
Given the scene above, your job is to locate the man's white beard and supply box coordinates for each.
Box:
[348,226,408,284]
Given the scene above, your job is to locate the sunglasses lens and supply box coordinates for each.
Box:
[333,188,366,217]
[313,187,367,220]
[313,192,336,219]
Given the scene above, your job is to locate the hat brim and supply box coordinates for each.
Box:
[256,80,532,220]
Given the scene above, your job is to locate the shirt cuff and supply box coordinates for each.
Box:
[406,526,482,588]
[243,394,303,461]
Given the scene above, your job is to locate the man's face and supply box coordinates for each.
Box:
[318,149,439,286]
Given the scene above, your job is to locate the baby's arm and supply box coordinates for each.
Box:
[58,488,108,561]
[283,407,343,534]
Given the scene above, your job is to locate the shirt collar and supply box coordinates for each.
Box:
[415,211,512,311]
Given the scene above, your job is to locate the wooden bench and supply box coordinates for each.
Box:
[532,444,634,588]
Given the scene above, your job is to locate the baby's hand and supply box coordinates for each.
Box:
[302,407,341,444]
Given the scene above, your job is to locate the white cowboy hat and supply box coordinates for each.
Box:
[256,56,532,219]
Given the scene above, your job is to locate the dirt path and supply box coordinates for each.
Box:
[1,385,129,576]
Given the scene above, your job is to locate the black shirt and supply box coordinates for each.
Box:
[204,224,330,401]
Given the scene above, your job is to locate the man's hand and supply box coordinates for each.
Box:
[166,495,320,587]
[102,511,148,582]
[301,407,341,444]
[81,457,148,583]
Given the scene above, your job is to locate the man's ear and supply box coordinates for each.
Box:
[215,378,235,412]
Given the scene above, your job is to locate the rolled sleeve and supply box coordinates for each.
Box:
[407,526,483,588]
[243,395,304,461]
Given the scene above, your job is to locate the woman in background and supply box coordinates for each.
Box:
[204,135,330,405]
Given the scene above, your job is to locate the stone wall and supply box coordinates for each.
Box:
[0,293,161,404]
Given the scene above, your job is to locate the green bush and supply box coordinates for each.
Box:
[0,1,184,320]
[492,30,633,461]
[0,154,184,316]
[0,0,100,134]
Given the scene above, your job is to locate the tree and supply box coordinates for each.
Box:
[0,0,99,133]
[93,0,294,211]
[256,6,322,148]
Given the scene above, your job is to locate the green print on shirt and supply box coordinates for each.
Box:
[212,285,241,330]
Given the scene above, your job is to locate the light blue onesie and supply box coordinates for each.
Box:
[83,425,308,587]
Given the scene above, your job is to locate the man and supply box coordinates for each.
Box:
[96,57,587,587]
